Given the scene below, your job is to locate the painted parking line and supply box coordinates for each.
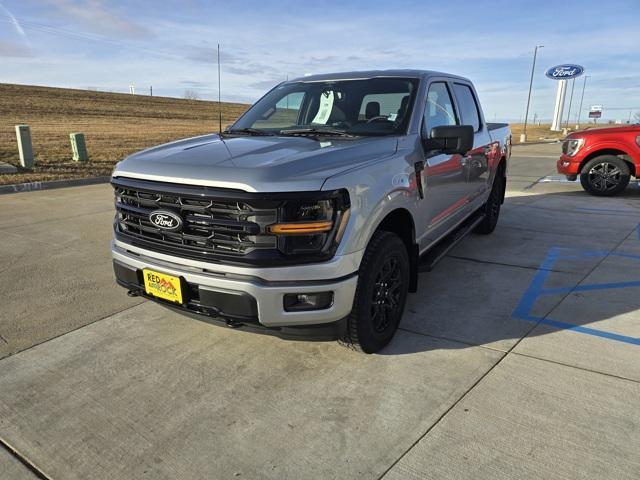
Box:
[572,206,640,216]
[512,246,640,346]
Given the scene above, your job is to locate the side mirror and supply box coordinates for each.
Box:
[422,125,474,155]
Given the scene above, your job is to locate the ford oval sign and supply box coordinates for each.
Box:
[149,210,183,232]
[545,64,585,80]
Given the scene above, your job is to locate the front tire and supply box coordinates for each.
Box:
[340,231,410,353]
[580,155,630,196]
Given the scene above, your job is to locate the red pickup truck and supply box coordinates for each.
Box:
[557,125,640,196]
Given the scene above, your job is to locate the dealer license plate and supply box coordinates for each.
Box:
[142,269,183,304]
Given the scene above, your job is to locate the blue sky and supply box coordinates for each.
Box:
[1,0,639,122]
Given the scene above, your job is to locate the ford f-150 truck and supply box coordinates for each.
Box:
[558,125,640,196]
[111,70,511,353]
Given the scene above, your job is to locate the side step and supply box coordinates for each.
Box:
[418,213,485,272]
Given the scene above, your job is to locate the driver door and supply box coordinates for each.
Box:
[420,81,468,247]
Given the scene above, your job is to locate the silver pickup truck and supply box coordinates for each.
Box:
[111,70,511,353]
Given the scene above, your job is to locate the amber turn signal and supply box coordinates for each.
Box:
[269,221,333,235]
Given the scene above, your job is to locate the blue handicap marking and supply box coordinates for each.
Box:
[512,246,640,346]
[573,206,638,216]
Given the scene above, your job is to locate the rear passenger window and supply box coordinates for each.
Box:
[453,83,481,132]
[424,82,458,132]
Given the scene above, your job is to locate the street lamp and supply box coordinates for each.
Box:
[522,45,544,143]
[565,78,576,128]
[575,75,590,129]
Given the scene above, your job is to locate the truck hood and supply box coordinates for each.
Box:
[570,125,640,137]
[112,133,398,192]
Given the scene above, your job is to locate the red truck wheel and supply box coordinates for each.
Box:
[580,155,630,197]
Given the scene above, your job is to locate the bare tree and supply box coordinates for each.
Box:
[634,111,640,123]
[184,89,201,100]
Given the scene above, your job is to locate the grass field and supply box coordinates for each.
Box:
[511,123,565,143]
[0,83,249,185]
[0,82,630,185]
[510,121,632,144]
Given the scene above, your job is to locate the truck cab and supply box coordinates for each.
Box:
[111,70,510,353]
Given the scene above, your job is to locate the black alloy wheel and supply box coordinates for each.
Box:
[341,231,410,353]
[580,155,630,196]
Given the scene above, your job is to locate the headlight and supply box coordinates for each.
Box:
[268,190,350,256]
[563,138,584,156]
[636,135,640,147]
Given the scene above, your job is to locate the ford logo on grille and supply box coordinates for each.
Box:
[149,210,183,232]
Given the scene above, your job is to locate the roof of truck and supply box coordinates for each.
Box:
[287,69,471,83]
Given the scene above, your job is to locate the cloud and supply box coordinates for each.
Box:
[226,65,267,76]
[183,45,234,63]
[0,39,32,57]
[42,0,154,39]
[180,80,210,87]
[180,44,279,78]
[3,0,639,120]
[248,79,282,91]
[0,1,32,49]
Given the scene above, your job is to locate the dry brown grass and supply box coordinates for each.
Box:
[2,84,632,185]
[0,83,249,185]
[510,122,629,144]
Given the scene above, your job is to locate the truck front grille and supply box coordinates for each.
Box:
[113,177,279,263]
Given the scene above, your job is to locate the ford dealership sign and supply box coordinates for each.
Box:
[545,64,585,80]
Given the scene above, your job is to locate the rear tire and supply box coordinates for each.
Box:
[340,231,410,353]
[579,155,630,196]
[475,170,504,235]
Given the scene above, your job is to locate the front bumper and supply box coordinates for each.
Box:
[557,154,581,175]
[111,240,359,335]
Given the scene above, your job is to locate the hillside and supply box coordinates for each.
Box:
[0,83,249,185]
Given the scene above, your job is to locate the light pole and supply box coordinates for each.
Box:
[564,78,576,128]
[575,75,589,129]
[522,45,543,143]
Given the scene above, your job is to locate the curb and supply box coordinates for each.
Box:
[0,176,111,195]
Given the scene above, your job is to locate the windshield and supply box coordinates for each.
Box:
[230,77,418,137]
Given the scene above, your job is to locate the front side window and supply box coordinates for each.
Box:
[424,82,458,132]
[254,92,305,129]
[231,78,418,136]
[453,83,481,132]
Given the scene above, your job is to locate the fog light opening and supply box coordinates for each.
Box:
[284,292,334,312]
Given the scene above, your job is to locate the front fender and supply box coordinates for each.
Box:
[581,140,635,161]
[322,151,421,257]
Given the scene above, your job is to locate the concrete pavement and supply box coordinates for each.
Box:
[0,142,638,479]
[0,184,142,359]
[0,445,37,480]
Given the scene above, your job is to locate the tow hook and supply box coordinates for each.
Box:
[127,290,140,297]
[225,319,244,329]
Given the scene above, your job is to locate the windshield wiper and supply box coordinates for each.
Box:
[224,128,275,136]
[279,128,356,138]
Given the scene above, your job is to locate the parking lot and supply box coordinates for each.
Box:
[1,142,638,479]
